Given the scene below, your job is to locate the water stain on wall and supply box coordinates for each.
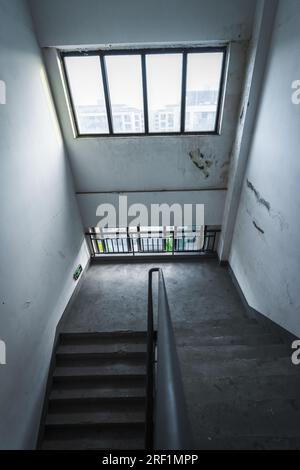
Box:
[220,160,230,184]
[188,149,213,178]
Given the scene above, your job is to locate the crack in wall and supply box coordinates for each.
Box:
[246,179,271,212]
[246,179,288,231]
[252,220,264,234]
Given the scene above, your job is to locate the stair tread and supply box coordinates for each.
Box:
[57,343,147,355]
[179,353,298,378]
[54,362,146,377]
[177,333,283,347]
[50,387,146,401]
[41,436,144,450]
[191,397,300,437]
[196,435,300,450]
[48,396,145,412]
[178,343,290,360]
[184,374,300,404]
[41,424,145,450]
[59,331,147,345]
[46,411,145,426]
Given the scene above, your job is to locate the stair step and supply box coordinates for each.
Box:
[41,436,145,450]
[192,398,300,437]
[50,385,145,401]
[54,357,146,377]
[179,353,298,378]
[56,351,147,367]
[184,375,300,405]
[177,333,283,347]
[59,331,147,346]
[196,435,300,450]
[48,396,145,412]
[46,408,145,426]
[178,344,290,360]
[57,342,147,355]
[42,423,145,450]
[52,373,146,388]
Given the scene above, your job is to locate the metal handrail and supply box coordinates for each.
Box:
[145,268,193,450]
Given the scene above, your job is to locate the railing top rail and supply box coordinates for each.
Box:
[146,268,193,450]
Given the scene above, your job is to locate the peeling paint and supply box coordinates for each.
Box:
[188,149,213,178]
[252,220,264,234]
[246,179,271,212]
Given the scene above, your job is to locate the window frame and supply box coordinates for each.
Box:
[60,46,227,138]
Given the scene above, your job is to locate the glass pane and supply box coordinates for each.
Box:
[146,54,182,133]
[105,55,144,134]
[64,56,109,134]
[185,52,223,132]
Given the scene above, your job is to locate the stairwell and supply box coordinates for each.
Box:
[38,270,300,450]
[39,332,148,450]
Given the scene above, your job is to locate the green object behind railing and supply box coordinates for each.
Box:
[97,240,104,253]
[165,237,173,252]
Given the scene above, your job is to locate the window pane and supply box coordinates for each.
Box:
[185,52,223,132]
[64,56,109,135]
[105,55,144,134]
[146,54,182,133]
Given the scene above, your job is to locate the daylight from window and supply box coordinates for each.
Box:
[185,52,223,132]
[64,56,109,134]
[146,54,182,133]
[105,55,145,133]
[63,49,225,136]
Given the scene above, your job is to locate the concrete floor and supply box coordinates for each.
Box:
[63,259,246,333]
[62,259,300,449]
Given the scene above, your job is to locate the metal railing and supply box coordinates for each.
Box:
[86,225,220,257]
[146,268,193,450]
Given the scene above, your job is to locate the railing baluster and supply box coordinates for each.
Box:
[85,226,220,257]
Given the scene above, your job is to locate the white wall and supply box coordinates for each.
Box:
[0,0,89,448]
[28,0,256,228]
[29,0,256,47]
[218,0,278,260]
[229,0,300,336]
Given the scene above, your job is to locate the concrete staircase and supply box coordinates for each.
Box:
[178,314,300,449]
[40,314,300,450]
[40,332,147,450]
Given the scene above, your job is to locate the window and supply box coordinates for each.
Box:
[146,53,182,133]
[184,52,224,132]
[64,56,109,134]
[62,47,226,137]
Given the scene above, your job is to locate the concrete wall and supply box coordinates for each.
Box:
[29,0,256,47]
[218,0,278,260]
[229,0,300,336]
[28,0,256,228]
[0,0,89,448]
